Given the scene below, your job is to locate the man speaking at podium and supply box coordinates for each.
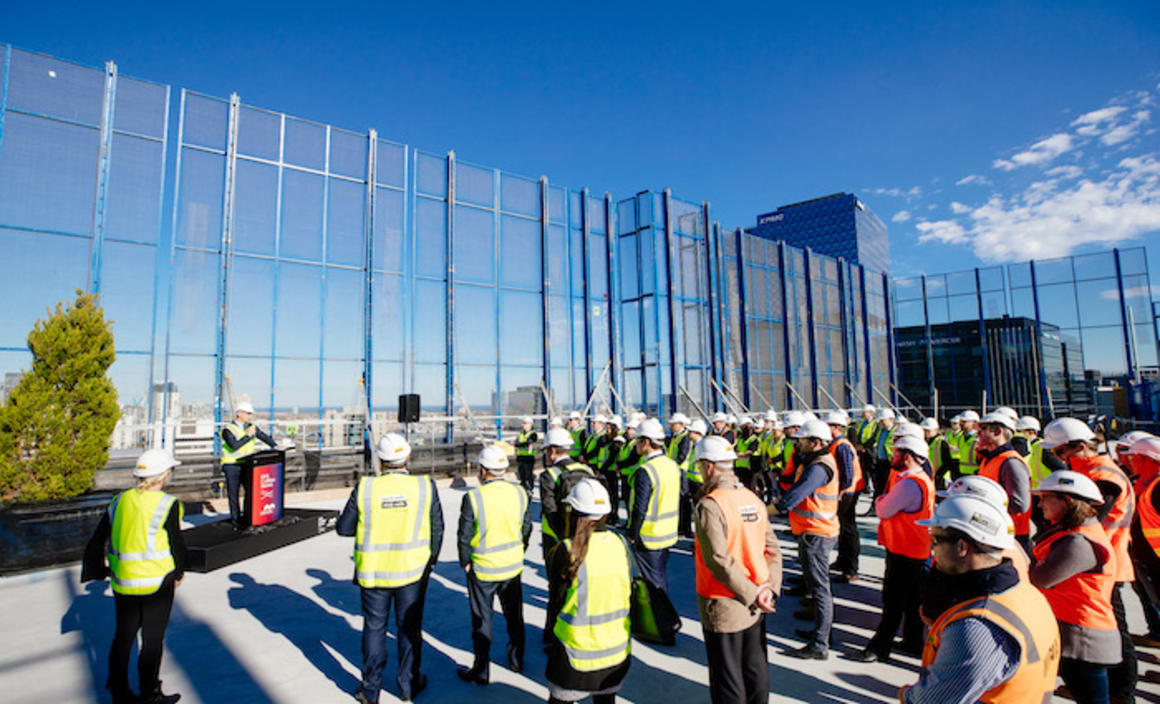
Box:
[220,401,278,529]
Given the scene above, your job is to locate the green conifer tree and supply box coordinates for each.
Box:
[0,291,119,502]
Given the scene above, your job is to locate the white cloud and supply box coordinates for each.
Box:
[892,210,912,222]
[869,185,922,199]
[916,219,968,245]
[1100,285,1157,301]
[1046,165,1083,179]
[1101,109,1151,146]
[993,133,1074,171]
[1071,106,1127,136]
[950,202,971,214]
[956,174,990,186]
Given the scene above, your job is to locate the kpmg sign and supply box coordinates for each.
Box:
[757,212,785,226]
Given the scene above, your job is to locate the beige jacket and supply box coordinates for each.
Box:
[694,471,782,633]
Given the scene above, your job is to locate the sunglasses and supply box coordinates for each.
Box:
[929,533,959,546]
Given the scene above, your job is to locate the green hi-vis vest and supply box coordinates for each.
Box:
[665,431,687,462]
[516,430,536,457]
[569,428,584,459]
[107,489,180,596]
[354,473,433,588]
[957,432,980,475]
[221,421,257,465]
[542,461,592,540]
[1027,438,1051,488]
[685,442,703,484]
[929,435,951,482]
[553,531,632,672]
[636,455,681,550]
[734,434,757,469]
[469,480,528,582]
[857,419,878,445]
[618,438,641,479]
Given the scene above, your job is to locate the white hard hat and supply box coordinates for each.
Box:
[591,414,606,425]
[895,422,923,440]
[521,416,534,425]
[765,410,779,422]
[1130,436,1160,463]
[994,406,1018,422]
[1033,470,1104,504]
[739,416,755,427]
[938,475,1009,508]
[694,435,738,463]
[549,416,563,427]
[669,413,691,426]
[782,411,806,428]
[794,419,831,442]
[376,433,411,463]
[802,411,818,422]
[862,404,876,413]
[711,412,729,423]
[478,444,510,473]
[564,478,611,517]
[951,414,963,423]
[134,449,181,478]
[1040,418,1095,449]
[630,411,647,423]
[823,410,849,427]
[979,412,1016,432]
[236,401,255,414]
[545,427,574,449]
[1016,416,1041,432]
[626,419,640,431]
[688,419,708,436]
[727,414,738,425]
[893,434,929,460]
[606,414,623,428]
[919,417,939,432]
[917,495,1014,550]
[959,410,980,423]
[569,411,582,420]
[637,418,666,442]
[1115,430,1153,450]
[875,408,895,422]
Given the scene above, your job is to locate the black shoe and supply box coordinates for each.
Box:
[400,675,427,701]
[784,644,829,660]
[109,690,136,704]
[456,666,489,685]
[794,629,835,645]
[847,647,886,663]
[507,646,523,674]
[140,686,181,704]
[896,641,923,658]
[792,608,816,621]
[833,573,859,584]
[354,691,378,704]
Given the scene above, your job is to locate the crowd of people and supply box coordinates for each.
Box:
[81,401,1160,704]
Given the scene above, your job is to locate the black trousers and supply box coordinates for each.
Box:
[467,572,525,676]
[222,464,245,525]
[360,579,427,700]
[601,470,621,526]
[516,456,535,494]
[108,580,175,698]
[871,459,891,500]
[635,546,670,591]
[704,618,769,704]
[680,480,702,537]
[834,491,861,575]
[1109,582,1138,702]
[867,552,926,655]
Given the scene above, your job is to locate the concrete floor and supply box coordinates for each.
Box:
[2,481,1158,703]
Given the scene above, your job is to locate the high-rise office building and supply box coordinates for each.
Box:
[749,193,890,274]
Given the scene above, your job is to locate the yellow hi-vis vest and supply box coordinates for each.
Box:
[554,531,632,672]
[469,479,528,582]
[107,489,180,596]
[958,432,979,475]
[221,421,257,465]
[637,454,681,550]
[354,473,434,588]
[1027,438,1051,488]
[542,461,592,540]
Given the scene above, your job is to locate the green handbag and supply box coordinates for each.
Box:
[616,532,681,645]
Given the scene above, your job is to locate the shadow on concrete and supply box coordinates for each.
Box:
[59,576,114,702]
[837,671,911,699]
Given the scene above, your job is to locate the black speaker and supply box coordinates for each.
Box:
[398,394,420,423]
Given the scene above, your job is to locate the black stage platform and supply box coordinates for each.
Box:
[184,508,339,573]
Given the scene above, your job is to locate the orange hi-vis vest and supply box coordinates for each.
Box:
[877,467,935,561]
[829,436,863,494]
[978,449,1032,537]
[920,579,1060,704]
[788,454,840,538]
[1005,546,1030,582]
[1068,454,1136,583]
[695,483,771,600]
[1136,473,1160,560]
[1032,522,1117,631]
[778,453,797,494]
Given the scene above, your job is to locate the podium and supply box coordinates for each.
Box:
[238,449,286,528]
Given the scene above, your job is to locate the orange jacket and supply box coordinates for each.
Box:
[788,454,840,538]
[1032,522,1117,631]
[877,467,934,561]
[1067,454,1135,583]
[978,449,1032,536]
[829,436,863,494]
[695,484,771,600]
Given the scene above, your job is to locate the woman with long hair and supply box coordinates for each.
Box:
[543,478,632,704]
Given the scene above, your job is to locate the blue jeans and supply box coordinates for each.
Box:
[360,578,427,701]
[798,533,837,651]
[1059,657,1109,704]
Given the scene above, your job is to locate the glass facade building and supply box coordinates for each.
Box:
[749,193,891,274]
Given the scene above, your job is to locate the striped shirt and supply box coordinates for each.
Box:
[904,617,1019,704]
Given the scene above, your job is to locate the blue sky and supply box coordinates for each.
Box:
[4,1,1160,278]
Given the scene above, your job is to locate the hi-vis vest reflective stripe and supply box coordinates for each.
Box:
[875,425,896,460]
[1137,474,1160,559]
[921,580,1061,704]
[857,419,878,445]
[1068,454,1136,583]
[734,434,757,469]
[1032,522,1117,631]
[877,468,934,560]
[469,480,528,582]
[638,455,681,550]
[354,473,433,588]
[929,436,947,474]
[617,441,640,478]
[541,461,592,540]
[221,422,256,464]
[554,531,632,672]
[107,489,180,596]
[978,449,1033,536]
[684,442,702,484]
[695,484,770,599]
[829,436,863,494]
[516,431,536,457]
[665,431,687,463]
[788,454,840,538]
[1028,439,1051,488]
[957,432,980,474]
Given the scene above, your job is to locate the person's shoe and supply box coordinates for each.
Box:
[353,690,378,704]
[1055,685,1073,700]
[456,666,489,685]
[140,684,181,704]
[784,644,829,660]
[507,647,524,674]
[847,647,886,663]
[1132,632,1160,649]
[109,690,136,704]
[399,675,428,701]
[896,641,924,658]
[832,572,859,584]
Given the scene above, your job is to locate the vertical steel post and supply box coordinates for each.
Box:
[700,202,715,409]
[921,274,935,414]
[733,228,750,410]
[317,125,332,447]
[838,259,853,408]
[363,130,378,420]
[778,241,792,409]
[269,113,286,416]
[884,273,898,407]
[1113,248,1135,380]
[860,266,873,405]
[605,192,620,412]
[974,268,992,407]
[662,189,679,418]
[0,45,11,153]
[1029,260,1050,418]
[88,60,118,295]
[493,168,502,437]
[539,177,551,416]
[145,82,172,430]
[212,93,241,454]
[445,152,456,439]
[161,90,189,443]
[803,248,820,408]
[581,188,594,403]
